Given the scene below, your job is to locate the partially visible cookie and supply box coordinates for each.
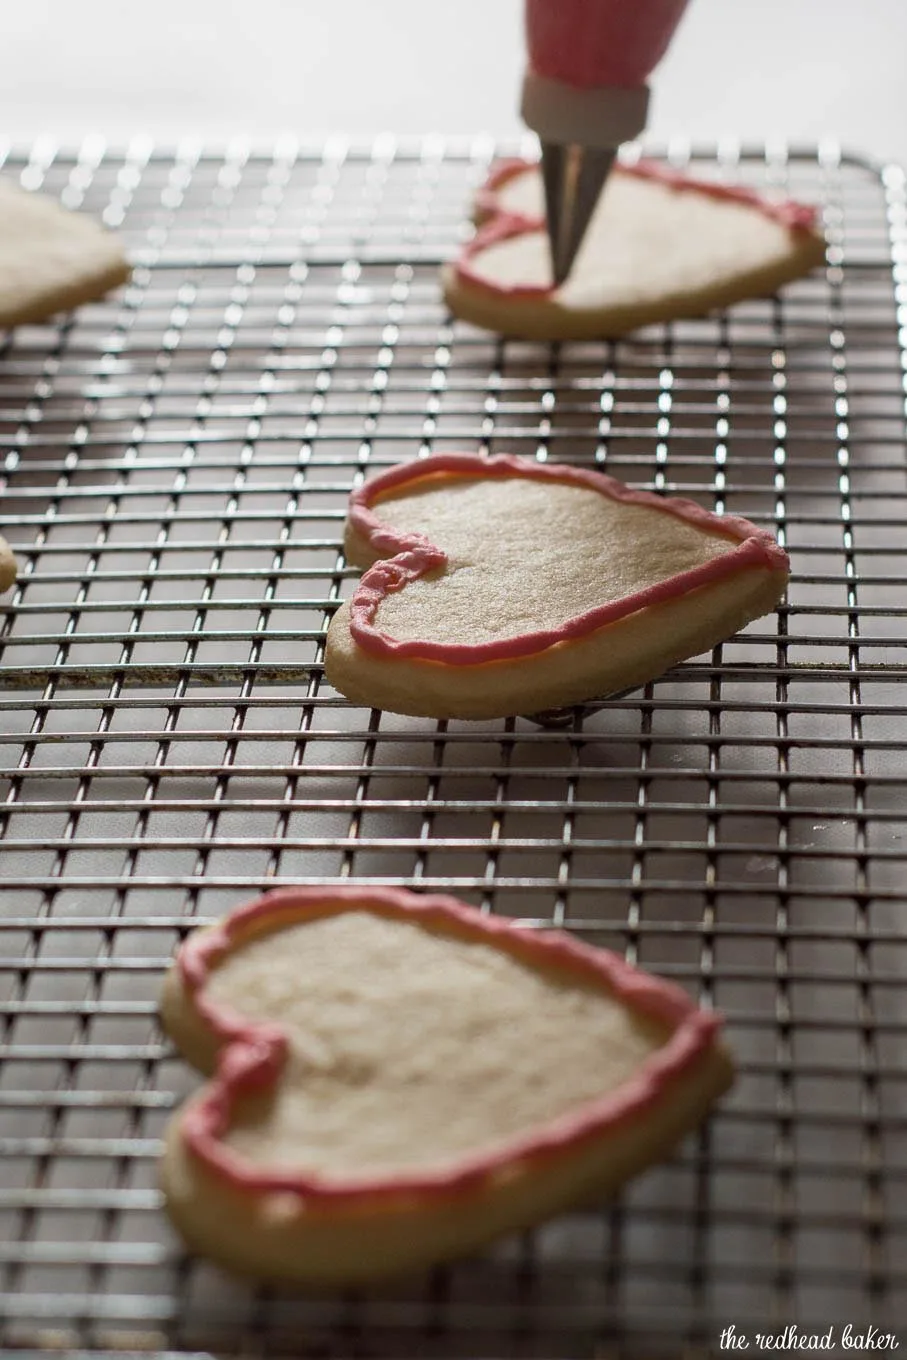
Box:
[0,177,130,327]
[160,884,733,1283]
[0,534,15,593]
[325,452,790,720]
[443,159,825,340]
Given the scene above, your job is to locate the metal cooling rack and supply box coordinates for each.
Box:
[0,137,905,1360]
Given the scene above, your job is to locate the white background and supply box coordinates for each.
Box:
[1,0,905,166]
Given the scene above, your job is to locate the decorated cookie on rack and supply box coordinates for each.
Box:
[324,453,790,720]
[160,884,733,1282]
[442,158,825,339]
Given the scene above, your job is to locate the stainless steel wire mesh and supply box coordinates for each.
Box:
[0,137,905,1359]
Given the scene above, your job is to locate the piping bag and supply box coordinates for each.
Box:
[521,0,690,285]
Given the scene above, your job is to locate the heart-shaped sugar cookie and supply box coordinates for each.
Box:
[325,453,789,720]
[442,158,825,339]
[160,885,733,1283]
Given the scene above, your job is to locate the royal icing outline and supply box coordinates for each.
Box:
[346,452,789,665]
[460,158,821,300]
[175,884,724,1205]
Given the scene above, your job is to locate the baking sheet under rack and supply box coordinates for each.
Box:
[0,137,906,1360]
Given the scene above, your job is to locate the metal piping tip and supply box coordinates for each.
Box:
[540,142,616,288]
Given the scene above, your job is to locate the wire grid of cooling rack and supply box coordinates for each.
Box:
[0,137,905,1360]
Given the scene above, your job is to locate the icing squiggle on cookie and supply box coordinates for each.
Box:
[176,884,723,1204]
[461,158,820,300]
[346,453,789,665]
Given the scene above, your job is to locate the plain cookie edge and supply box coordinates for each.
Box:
[0,534,17,594]
[0,253,132,330]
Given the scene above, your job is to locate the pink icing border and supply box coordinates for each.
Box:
[462,158,820,300]
[347,452,789,665]
[176,884,724,1205]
